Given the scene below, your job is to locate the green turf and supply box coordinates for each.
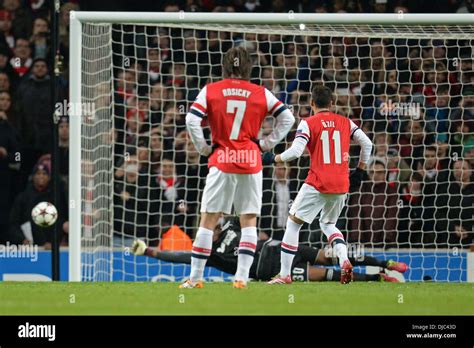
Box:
[0,282,473,315]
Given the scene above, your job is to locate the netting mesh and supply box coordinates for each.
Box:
[78,21,473,282]
[81,24,114,281]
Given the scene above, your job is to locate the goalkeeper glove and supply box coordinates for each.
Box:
[131,239,147,256]
[262,152,276,165]
[350,167,366,187]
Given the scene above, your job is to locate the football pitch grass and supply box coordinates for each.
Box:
[0,282,473,316]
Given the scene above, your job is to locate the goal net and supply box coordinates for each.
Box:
[69,12,474,282]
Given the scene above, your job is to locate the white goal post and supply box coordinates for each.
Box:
[69,12,474,282]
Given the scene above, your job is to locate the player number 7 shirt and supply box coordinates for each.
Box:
[189,78,286,174]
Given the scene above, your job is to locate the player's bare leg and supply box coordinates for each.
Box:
[319,221,353,284]
[268,214,303,285]
[233,214,258,289]
[179,212,221,289]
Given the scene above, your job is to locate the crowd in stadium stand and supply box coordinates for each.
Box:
[0,0,472,251]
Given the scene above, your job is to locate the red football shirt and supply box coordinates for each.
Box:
[189,78,284,174]
[296,111,354,194]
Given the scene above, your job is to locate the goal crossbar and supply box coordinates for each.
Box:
[71,12,474,25]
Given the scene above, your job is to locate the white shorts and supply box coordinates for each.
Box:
[200,166,262,215]
[289,183,346,224]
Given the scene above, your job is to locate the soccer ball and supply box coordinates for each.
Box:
[31,202,58,228]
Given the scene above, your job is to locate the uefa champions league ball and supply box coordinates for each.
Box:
[31,202,58,228]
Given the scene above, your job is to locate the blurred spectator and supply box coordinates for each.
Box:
[425,85,450,142]
[261,162,298,240]
[3,0,33,39]
[146,48,163,86]
[457,0,474,13]
[397,172,428,247]
[184,0,203,12]
[348,161,398,247]
[59,2,80,62]
[451,88,474,122]
[165,63,185,87]
[8,163,66,246]
[434,159,474,247]
[387,148,411,184]
[0,71,10,92]
[30,17,50,59]
[450,96,474,158]
[113,162,157,245]
[10,38,32,77]
[16,58,51,174]
[0,90,16,128]
[0,10,14,49]
[399,119,435,169]
[115,69,136,105]
[163,3,180,12]
[148,82,168,126]
[180,31,209,89]
[436,140,451,170]
[0,107,19,243]
[0,47,16,83]
[114,154,144,181]
[149,128,163,173]
[123,109,143,146]
[370,132,390,161]
[162,104,185,140]
[373,0,388,13]
[270,0,287,12]
[58,116,69,180]
[207,31,231,77]
[417,145,449,189]
[261,68,280,94]
[369,134,410,184]
[152,158,186,230]
[243,0,262,12]
[175,137,206,236]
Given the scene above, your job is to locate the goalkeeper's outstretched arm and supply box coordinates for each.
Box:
[131,240,192,264]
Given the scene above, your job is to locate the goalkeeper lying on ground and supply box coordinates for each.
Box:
[131,218,408,282]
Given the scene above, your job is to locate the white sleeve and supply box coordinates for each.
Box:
[189,86,207,118]
[350,120,372,164]
[279,120,310,162]
[186,87,211,156]
[260,88,295,151]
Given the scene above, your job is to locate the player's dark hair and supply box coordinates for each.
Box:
[411,172,423,182]
[222,46,252,80]
[311,85,333,108]
[425,145,437,153]
[372,160,386,168]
